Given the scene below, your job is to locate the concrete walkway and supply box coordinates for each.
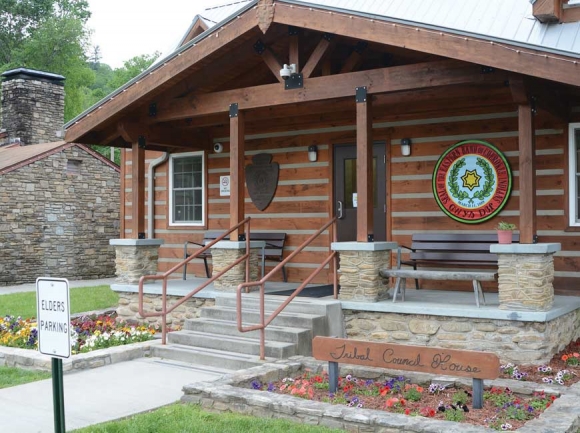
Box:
[0,277,116,295]
[0,356,230,432]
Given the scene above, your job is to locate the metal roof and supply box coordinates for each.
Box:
[199,0,580,58]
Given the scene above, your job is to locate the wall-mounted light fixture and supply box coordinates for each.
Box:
[401,138,412,157]
[308,145,318,162]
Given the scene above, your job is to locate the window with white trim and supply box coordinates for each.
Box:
[569,123,580,226]
[169,152,205,226]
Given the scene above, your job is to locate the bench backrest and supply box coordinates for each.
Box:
[202,231,285,259]
[409,233,520,264]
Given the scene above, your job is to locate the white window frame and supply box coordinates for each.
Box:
[168,151,205,227]
[568,123,580,227]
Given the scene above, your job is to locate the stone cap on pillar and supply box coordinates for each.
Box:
[490,243,561,254]
[109,239,164,246]
[331,241,398,252]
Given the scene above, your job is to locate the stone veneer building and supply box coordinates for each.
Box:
[0,68,120,286]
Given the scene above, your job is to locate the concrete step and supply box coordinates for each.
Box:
[151,344,272,370]
[200,306,327,335]
[184,318,313,355]
[167,330,297,358]
[215,292,340,316]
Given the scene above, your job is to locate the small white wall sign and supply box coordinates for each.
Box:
[220,176,231,196]
[36,277,71,358]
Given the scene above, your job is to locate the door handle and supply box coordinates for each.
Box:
[337,201,344,219]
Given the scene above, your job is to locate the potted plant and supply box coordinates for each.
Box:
[497,221,516,244]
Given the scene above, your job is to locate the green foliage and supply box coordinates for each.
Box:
[0,366,51,389]
[452,390,469,406]
[497,221,516,231]
[444,408,465,422]
[472,157,495,201]
[0,285,118,319]
[448,159,469,201]
[72,403,344,433]
[403,387,423,402]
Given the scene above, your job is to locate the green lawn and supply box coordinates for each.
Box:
[0,366,51,388]
[0,285,119,319]
[73,403,343,433]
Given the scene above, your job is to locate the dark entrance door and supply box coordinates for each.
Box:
[334,143,386,242]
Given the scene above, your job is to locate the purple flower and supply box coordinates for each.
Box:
[267,383,275,392]
[251,380,262,390]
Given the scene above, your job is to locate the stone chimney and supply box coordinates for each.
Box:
[1,68,65,146]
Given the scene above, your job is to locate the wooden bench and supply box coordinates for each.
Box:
[183,231,287,281]
[379,233,523,307]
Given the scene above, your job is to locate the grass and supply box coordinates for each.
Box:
[0,366,51,388]
[0,285,119,319]
[73,403,343,433]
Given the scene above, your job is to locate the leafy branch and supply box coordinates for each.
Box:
[448,159,469,201]
[472,158,495,201]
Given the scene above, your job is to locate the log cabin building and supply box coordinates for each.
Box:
[63,0,580,365]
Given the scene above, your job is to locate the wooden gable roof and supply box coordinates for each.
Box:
[64,0,580,147]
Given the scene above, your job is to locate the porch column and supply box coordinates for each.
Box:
[230,103,245,239]
[131,138,146,239]
[356,86,373,242]
[518,103,536,243]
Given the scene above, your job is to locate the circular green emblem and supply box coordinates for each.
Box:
[432,140,512,224]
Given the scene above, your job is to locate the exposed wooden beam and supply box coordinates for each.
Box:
[509,76,529,105]
[518,103,536,243]
[230,104,245,240]
[131,141,146,239]
[154,60,501,122]
[356,87,373,242]
[302,35,333,78]
[259,45,284,83]
[180,18,209,47]
[532,0,561,23]
[272,2,580,88]
[340,41,368,74]
[289,26,300,72]
[65,10,259,143]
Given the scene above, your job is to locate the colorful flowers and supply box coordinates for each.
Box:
[562,352,580,366]
[0,316,38,349]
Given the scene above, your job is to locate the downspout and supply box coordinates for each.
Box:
[148,152,169,238]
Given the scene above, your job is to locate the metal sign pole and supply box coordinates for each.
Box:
[51,358,65,433]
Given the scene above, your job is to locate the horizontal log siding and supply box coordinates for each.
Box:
[120,104,578,293]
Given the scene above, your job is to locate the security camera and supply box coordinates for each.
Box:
[279,63,296,81]
[213,143,223,153]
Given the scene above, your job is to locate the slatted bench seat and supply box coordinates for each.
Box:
[183,231,287,281]
[378,268,496,307]
[379,233,525,307]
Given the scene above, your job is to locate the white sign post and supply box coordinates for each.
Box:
[36,277,70,433]
[37,277,71,358]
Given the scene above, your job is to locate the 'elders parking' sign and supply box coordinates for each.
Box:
[36,278,71,358]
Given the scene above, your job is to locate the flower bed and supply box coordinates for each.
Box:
[0,314,157,354]
[249,370,557,431]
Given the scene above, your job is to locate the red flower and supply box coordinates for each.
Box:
[404,408,411,415]
[550,395,556,401]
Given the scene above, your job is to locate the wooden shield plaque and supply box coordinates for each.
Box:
[246,153,279,211]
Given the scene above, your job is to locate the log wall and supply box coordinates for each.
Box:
[120,102,580,294]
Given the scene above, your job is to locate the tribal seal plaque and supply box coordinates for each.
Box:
[246,153,279,211]
[432,140,512,224]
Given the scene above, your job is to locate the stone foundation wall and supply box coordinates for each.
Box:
[114,245,160,284]
[498,253,555,311]
[116,292,215,328]
[338,250,391,302]
[343,309,580,365]
[212,247,260,290]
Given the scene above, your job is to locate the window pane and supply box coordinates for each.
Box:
[172,154,203,224]
[344,159,356,208]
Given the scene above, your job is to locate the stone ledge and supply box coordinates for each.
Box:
[0,339,161,372]
[490,243,561,254]
[331,241,398,252]
[109,239,164,247]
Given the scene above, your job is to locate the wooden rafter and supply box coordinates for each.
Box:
[340,41,368,74]
[272,2,580,88]
[255,41,284,83]
[302,34,333,78]
[152,60,506,122]
[65,9,259,143]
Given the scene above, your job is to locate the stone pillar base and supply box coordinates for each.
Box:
[491,243,560,311]
[109,239,164,285]
[331,242,398,302]
[211,241,265,291]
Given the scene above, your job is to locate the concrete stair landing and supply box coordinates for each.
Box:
[150,292,344,370]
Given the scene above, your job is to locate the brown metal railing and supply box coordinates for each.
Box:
[138,218,253,344]
[236,217,338,360]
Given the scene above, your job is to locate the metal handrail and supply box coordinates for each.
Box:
[138,218,253,344]
[236,217,338,360]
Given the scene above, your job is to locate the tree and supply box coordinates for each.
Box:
[1,0,93,121]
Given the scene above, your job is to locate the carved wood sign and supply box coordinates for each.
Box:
[246,153,279,211]
[312,337,500,380]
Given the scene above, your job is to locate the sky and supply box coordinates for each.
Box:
[87,0,227,69]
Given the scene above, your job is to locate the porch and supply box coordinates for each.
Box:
[112,278,580,365]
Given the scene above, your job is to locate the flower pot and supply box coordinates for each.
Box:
[497,230,513,244]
